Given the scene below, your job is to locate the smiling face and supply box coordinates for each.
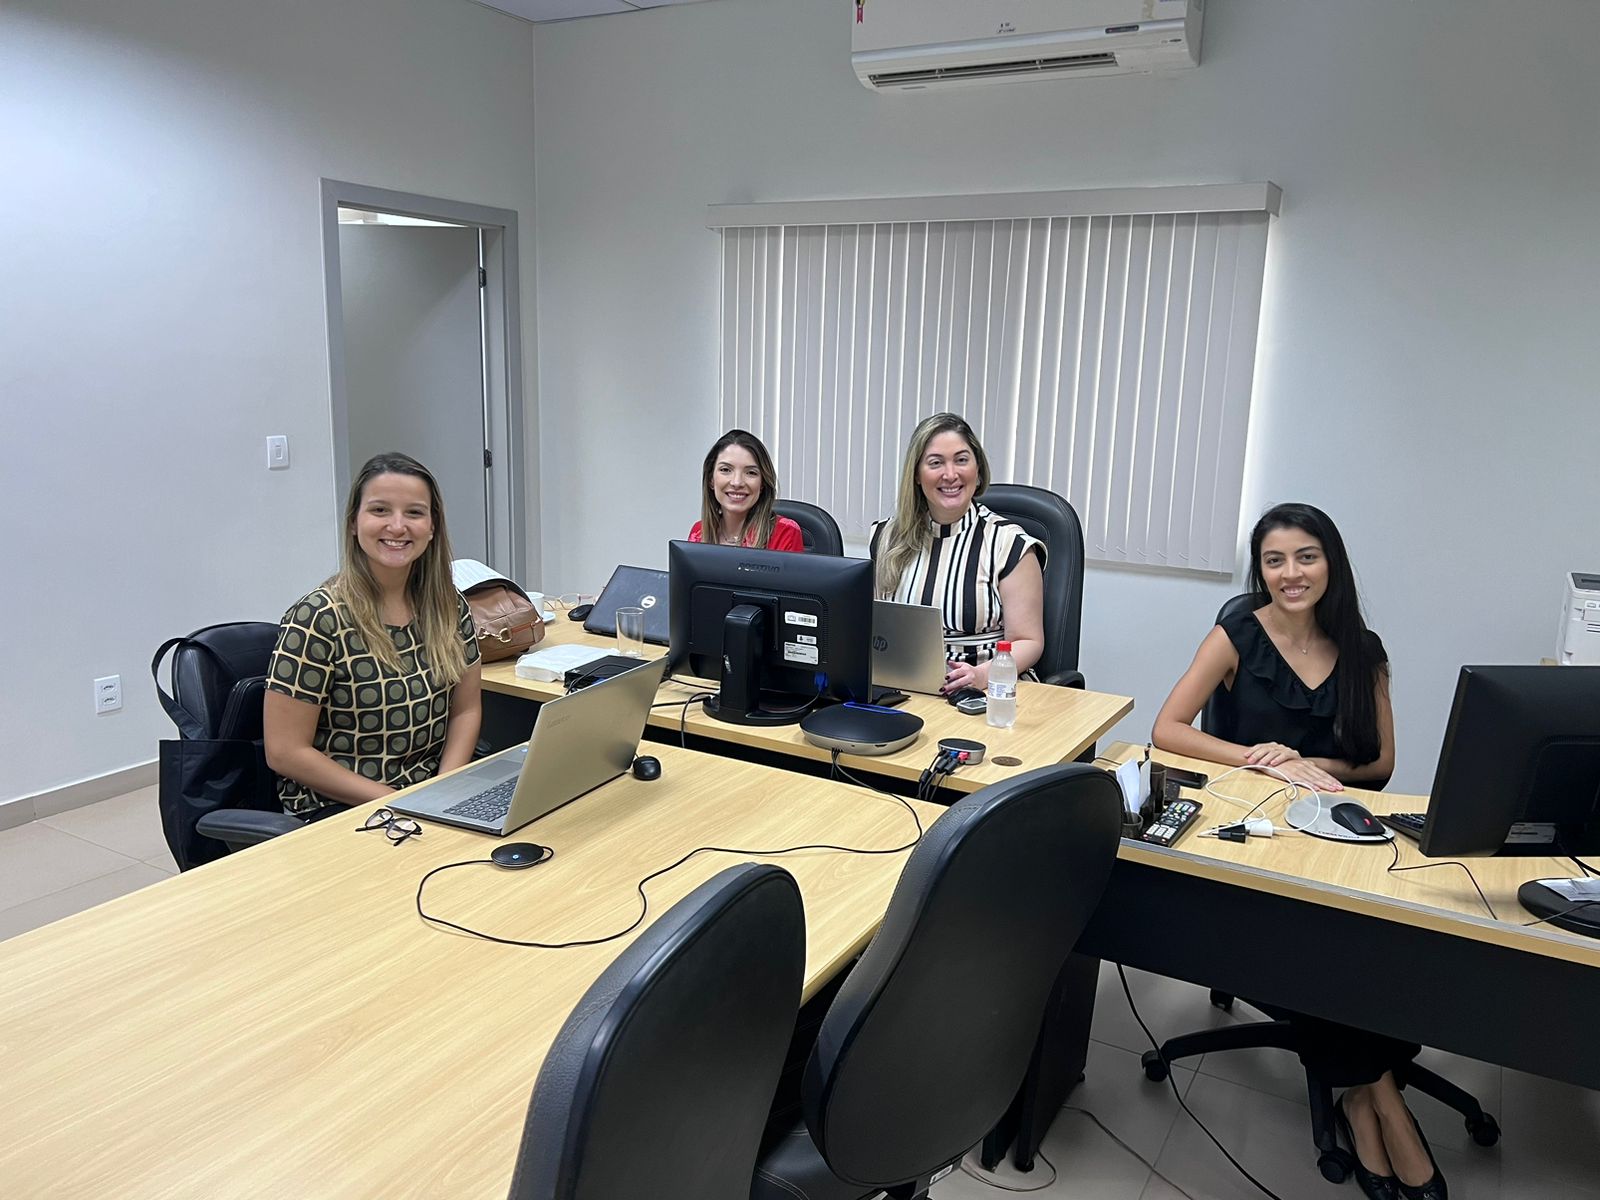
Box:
[712,444,763,526]
[918,431,980,525]
[353,472,434,585]
[1258,526,1329,615]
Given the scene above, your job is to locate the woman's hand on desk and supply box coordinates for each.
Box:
[1244,743,1344,792]
[943,659,988,696]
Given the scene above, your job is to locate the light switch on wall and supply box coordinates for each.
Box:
[266,435,290,470]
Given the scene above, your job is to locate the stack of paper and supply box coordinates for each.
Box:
[515,644,609,682]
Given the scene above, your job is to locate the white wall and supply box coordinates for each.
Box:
[0,0,539,807]
[531,0,1600,792]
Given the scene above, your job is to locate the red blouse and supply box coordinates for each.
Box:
[687,516,806,553]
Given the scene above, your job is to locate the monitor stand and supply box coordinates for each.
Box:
[1518,877,1600,939]
[702,603,814,727]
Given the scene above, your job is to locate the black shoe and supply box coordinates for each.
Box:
[1395,1107,1448,1200]
[1334,1096,1400,1200]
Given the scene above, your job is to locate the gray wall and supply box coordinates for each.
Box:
[530,0,1600,792]
[0,0,539,808]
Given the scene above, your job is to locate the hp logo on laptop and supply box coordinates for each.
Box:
[872,635,888,652]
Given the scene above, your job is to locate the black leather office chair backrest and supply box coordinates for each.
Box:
[154,621,280,741]
[508,863,807,1200]
[1201,593,1266,739]
[775,499,845,556]
[800,764,1122,1190]
[978,484,1085,682]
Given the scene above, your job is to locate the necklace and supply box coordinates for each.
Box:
[721,530,744,546]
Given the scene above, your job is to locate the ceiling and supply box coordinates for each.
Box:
[474,0,714,22]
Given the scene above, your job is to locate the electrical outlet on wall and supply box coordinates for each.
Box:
[94,675,122,714]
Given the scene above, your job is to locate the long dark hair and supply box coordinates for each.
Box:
[1247,503,1386,765]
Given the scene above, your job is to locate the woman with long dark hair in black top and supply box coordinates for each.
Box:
[1155,504,1443,1200]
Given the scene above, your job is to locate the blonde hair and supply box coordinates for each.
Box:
[876,413,991,596]
[700,429,781,548]
[329,453,468,684]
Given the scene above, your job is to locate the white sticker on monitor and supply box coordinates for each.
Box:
[796,633,817,645]
[783,642,819,664]
[784,611,819,628]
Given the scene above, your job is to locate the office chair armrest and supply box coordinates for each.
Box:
[196,808,306,849]
[1040,669,1085,690]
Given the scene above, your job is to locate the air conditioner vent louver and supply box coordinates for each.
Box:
[870,52,1119,88]
[851,1,1201,92]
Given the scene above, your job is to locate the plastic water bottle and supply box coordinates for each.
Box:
[986,641,1018,729]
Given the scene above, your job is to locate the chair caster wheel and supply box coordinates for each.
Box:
[1141,1051,1170,1082]
[1209,989,1234,1011]
[1318,1148,1354,1183]
[1467,1113,1501,1147]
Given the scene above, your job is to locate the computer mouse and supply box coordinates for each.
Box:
[490,842,551,869]
[946,686,984,707]
[1330,801,1385,837]
[568,603,594,622]
[631,755,662,781]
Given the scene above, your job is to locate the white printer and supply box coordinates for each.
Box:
[1556,572,1600,665]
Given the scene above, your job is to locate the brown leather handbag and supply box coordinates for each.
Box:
[462,579,545,663]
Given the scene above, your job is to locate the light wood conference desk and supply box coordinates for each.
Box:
[1082,742,1600,1087]
[0,745,943,1199]
[482,617,1132,795]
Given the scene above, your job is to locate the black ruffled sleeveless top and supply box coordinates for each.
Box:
[1208,609,1386,761]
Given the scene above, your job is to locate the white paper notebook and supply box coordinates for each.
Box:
[515,644,609,682]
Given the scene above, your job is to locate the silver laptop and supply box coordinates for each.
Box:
[871,601,949,695]
[390,656,668,835]
[584,565,671,645]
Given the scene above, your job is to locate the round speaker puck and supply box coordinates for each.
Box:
[491,842,551,869]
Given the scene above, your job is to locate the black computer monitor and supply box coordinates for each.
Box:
[667,540,875,726]
[1419,666,1600,859]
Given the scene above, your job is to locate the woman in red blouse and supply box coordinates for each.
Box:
[688,429,804,552]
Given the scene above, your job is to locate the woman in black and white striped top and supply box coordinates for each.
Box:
[870,413,1046,697]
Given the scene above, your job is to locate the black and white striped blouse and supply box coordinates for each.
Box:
[870,503,1047,668]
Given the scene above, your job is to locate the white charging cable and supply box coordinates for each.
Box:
[1201,763,1324,836]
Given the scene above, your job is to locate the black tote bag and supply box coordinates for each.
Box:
[152,632,281,871]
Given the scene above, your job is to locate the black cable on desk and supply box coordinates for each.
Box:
[1383,839,1498,921]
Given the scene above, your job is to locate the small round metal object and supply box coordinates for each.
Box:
[992,755,1023,767]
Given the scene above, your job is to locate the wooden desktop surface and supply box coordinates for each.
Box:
[1105,742,1600,968]
[484,617,1132,793]
[0,745,942,1199]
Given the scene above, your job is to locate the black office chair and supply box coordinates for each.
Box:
[153,622,302,868]
[750,763,1123,1200]
[775,499,845,556]
[507,863,806,1200]
[1142,595,1497,1182]
[979,484,1085,689]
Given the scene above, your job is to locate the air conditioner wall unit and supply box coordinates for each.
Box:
[851,0,1203,92]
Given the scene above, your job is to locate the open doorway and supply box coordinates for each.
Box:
[320,180,527,579]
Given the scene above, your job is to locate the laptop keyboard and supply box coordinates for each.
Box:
[1379,812,1426,840]
[443,778,517,823]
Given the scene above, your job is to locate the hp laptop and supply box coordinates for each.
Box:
[584,565,671,645]
[871,601,949,695]
[389,656,668,835]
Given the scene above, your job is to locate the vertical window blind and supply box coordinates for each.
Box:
[710,184,1279,574]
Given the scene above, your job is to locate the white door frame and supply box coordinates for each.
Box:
[320,179,529,580]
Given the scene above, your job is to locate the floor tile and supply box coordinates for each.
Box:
[1150,1071,1353,1200]
[0,822,141,910]
[1406,1045,1504,1157]
[1069,1040,1196,1163]
[0,862,173,943]
[39,784,170,863]
[1499,1068,1600,1191]
[143,848,180,874]
[1091,964,1235,1059]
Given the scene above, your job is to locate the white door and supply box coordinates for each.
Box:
[339,224,488,561]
